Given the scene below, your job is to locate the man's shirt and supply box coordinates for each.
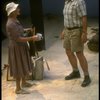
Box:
[63,0,87,28]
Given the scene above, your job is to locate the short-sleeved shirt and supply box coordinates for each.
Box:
[63,0,87,28]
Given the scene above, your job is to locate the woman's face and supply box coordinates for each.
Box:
[15,7,20,15]
[13,7,20,16]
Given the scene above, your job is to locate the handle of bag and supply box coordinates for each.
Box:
[44,58,50,70]
[31,26,50,70]
[31,26,39,57]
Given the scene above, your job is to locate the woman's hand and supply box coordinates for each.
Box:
[32,35,39,41]
[31,35,40,41]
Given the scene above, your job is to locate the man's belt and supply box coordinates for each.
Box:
[65,27,81,30]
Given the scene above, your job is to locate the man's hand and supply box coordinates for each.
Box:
[81,33,87,43]
[60,31,64,39]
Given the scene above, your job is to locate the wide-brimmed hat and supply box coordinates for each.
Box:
[6,2,19,16]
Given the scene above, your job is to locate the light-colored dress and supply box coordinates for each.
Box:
[6,19,33,78]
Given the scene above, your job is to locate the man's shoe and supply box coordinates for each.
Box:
[65,71,81,80]
[81,75,91,87]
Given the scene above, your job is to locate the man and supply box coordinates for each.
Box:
[61,0,91,87]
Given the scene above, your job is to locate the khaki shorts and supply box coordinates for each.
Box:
[63,28,84,52]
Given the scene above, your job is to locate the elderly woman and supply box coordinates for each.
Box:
[6,2,40,94]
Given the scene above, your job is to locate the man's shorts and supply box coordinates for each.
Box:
[63,28,84,52]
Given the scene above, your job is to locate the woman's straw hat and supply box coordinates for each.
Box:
[6,2,19,16]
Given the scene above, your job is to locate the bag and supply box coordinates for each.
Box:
[32,56,44,80]
[87,33,99,52]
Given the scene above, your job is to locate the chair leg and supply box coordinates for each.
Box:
[44,58,50,71]
[4,64,11,81]
[6,66,9,81]
[4,64,9,81]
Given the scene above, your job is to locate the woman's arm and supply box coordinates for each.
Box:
[16,35,39,42]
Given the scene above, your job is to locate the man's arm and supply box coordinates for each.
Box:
[81,15,88,43]
[82,16,87,34]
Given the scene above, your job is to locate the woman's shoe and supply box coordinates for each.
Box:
[22,82,33,88]
[15,89,30,94]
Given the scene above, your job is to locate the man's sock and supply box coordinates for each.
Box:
[73,68,79,72]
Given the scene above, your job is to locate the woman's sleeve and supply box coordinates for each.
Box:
[7,22,22,41]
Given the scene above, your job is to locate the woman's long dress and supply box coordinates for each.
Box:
[6,19,33,78]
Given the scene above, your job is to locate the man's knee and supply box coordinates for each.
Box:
[76,51,84,58]
[65,49,74,56]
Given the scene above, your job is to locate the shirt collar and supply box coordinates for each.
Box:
[66,0,74,2]
[67,0,74,1]
[65,0,74,3]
